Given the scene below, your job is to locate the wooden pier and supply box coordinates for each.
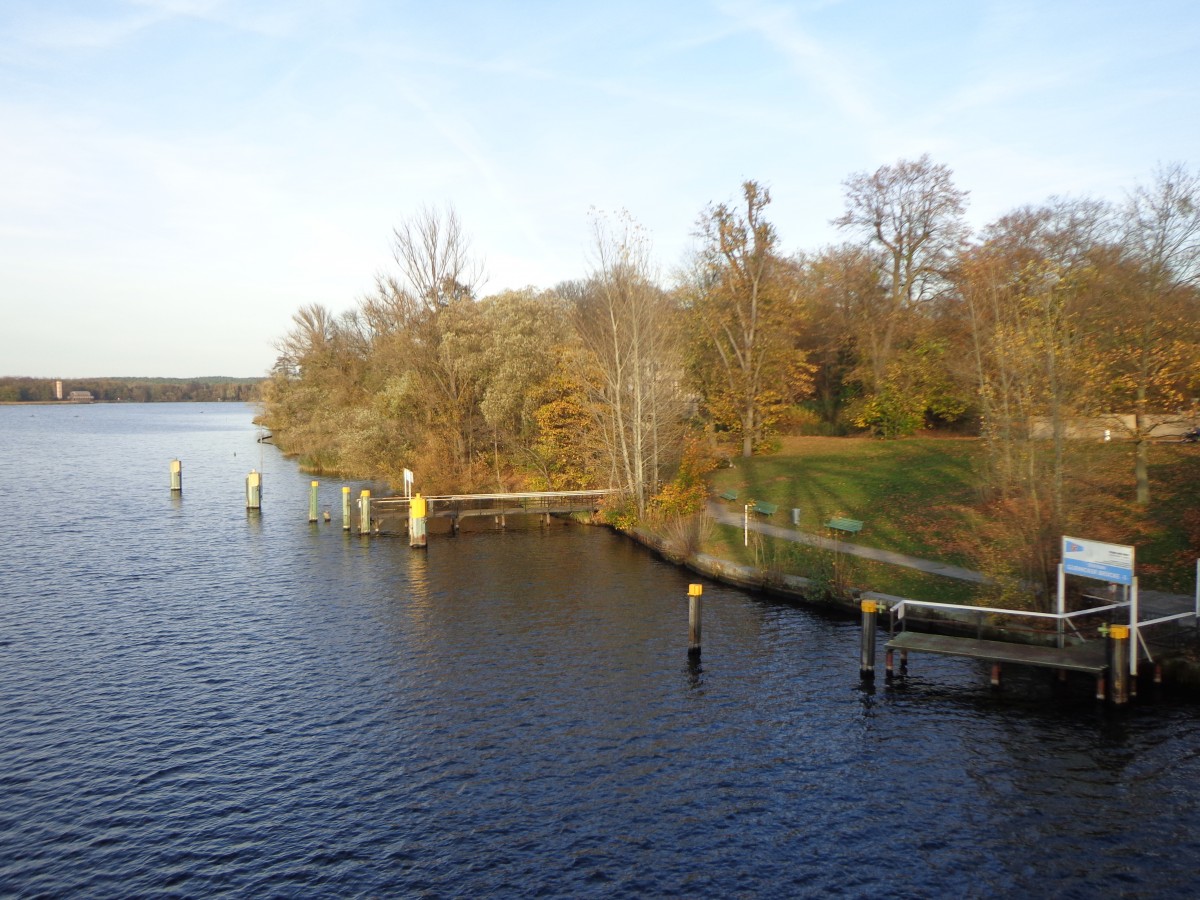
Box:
[361,490,615,535]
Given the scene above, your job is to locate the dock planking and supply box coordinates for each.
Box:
[886,631,1108,674]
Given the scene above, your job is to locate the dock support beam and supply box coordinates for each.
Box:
[688,584,703,657]
[246,470,261,510]
[860,600,877,678]
[170,459,182,493]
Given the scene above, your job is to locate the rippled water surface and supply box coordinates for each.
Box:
[3,403,1200,897]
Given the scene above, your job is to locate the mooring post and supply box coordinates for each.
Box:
[358,489,371,536]
[688,583,703,656]
[309,481,319,523]
[885,647,895,678]
[1110,624,1130,705]
[341,486,351,531]
[170,458,182,493]
[990,662,1002,689]
[860,599,877,678]
[245,470,261,510]
[409,492,428,549]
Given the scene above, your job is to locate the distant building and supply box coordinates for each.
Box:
[67,390,94,403]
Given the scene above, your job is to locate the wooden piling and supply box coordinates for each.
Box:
[170,459,182,493]
[358,489,371,535]
[990,662,1002,688]
[409,493,428,549]
[885,647,895,678]
[309,481,319,523]
[245,470,261,509]
[860,600,877,678]
[1111,625,1130,705]
[342,486,351,531]
[688,584,703,656]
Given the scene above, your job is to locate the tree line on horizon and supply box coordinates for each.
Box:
[259,155,1200,580]
[0,376,263,403]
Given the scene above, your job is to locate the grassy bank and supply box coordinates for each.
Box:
[704,435,1200,597]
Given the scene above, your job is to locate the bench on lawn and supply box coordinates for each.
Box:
[719,489,739,502]
[751,500,778,516]
[824,516,863,534]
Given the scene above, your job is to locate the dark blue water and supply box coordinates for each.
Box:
[2,403,1200,898]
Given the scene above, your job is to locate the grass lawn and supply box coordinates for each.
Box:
[705,435,1200,597]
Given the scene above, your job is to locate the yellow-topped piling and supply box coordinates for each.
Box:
[688,584,703,655]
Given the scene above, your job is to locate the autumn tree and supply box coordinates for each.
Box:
[689,181,812,456]
[1085,164,1200,503]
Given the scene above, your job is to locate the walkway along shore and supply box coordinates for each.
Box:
[615,502,1200,691]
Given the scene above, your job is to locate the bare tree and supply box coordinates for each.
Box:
[392,204,485,310]
[835,154,968,389]
[573,212,685,514]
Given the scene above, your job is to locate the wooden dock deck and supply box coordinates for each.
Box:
[886,631,1108,674]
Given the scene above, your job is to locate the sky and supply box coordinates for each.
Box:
[2,0,1198,379]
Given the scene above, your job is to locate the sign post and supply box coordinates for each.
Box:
[1061,536,1137,680]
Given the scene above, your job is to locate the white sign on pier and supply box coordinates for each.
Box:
[1062,536,1135,585]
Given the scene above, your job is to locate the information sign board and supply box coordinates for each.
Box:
[1062,536,1135,585]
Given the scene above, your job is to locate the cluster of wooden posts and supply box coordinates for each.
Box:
[169,459,431,545]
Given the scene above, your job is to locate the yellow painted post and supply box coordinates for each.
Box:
[688,584,703,656]
[170,459,182,493]
[409,493,428,549]
[342,486,351,531]
[1110,625,1130,705]
[309,481,319,523]
[358,489,371,535]
[246,470,261,509]
[860,599,878,678]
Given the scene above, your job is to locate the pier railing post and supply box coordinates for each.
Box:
[309,481,319,523]
[860,599,877,678]
[688,584,703,656]
[170,459,182,493]
[342,486,351,531]
[246,470,261,510]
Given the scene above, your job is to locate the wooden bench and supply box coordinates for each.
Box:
[824,516,863,534]
[719,489,739,502]
[751,501,778,516]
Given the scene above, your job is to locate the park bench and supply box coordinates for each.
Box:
[751,500,778,516]
[824,516,864,534]
[719,489,739,502]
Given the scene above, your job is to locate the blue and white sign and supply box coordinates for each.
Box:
[1062,536,1135,585]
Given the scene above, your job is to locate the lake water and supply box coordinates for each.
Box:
[3,402,1200,897]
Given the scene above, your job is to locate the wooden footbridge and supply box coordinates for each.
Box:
[358,489,616,536]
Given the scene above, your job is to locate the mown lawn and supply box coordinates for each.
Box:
[705,435,1200,597]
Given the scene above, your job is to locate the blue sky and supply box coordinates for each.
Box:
[2,0,1197,378]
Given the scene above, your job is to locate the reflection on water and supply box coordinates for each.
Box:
[1,403,1199,897]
